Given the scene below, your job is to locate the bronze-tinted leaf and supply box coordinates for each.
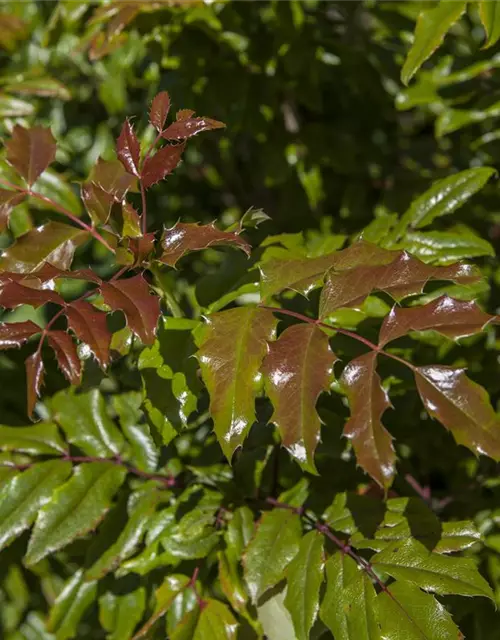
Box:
[379,296,495,346]
[162,116,225,140]
[66,300,111,367]
[0,222,88,274]
[176,109,195,121]
[0,280,63,308]
[5,125,56,186]
[0,189,25,231]
[341,352,395,489]
[260,240,394,300]
[320,252,481,317]
[116,119,141,177]
[262,324,336,473]
[81,182,117,226]
[160,222,251,267]
[129,233,155,267]
[89,158,136,199]
[26,350,44,416]
[100,274,160,345]
[150,91,171,132]
[0,320,40,349]
[197,307,277,458]
[416,365,500,460]
[141,143,185,189]
[47,331,82,386]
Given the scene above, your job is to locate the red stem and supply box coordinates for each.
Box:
[140,180,147,234]
[259,305,415,371]
[0,180,115,254]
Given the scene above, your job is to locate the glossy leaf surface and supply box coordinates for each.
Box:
[244,509,302,602]
[133,574,190,638]
[415,365,500,460]
[263,323,335,472]
[162,116,225,140]
[47,569,97,640]
[0,188,25,231]
[5,125,56,185]
[141,142,185,188]
[0,422,65,456]
[0,279,63,308]
[117,119,140,177]
[284,531,324,640]
[26,350,44,417]
[66,300,111,367]
[100,274,160,344]
[99,588,146,640]
[0,320,40,348]
[379,296,494,346]
[372,538,494,598]
[25,462,126,565]
[160,222,251,266]
[341,352,395,489]
[47,331,82,386]
[149,91,171,132]
[197,307,276,458]
[401,1,467,85]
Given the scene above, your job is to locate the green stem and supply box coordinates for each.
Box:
[150,263,184,317]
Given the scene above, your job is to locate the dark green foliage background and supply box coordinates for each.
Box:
[2,1,500,638]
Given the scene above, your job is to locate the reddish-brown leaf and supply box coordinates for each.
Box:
[66,300,111,367]
[0,320,40,349]
[341,351,396,489]
[141,143,185,189]
[379,296,495,346]
[116,120,141,177]
[197,307,277,458]
[0,280,63,308]
[0,189,25,231]
[81,182,117,226]
[162,116,225,140]
[416,366,500,460]
[150,91,171,132]
[260,240,395,300]
[100,274,160,344]
[320,252,481,317]
[89,158,136,199]
[176,109,195,121]
[262,324,336,473]
[5,125,56,186]
[26,350,44,416]
[160,222,251,267]
[47,331,82,386]
[129,233,155,267]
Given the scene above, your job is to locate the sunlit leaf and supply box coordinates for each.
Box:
[243,509,302,602]
[5,125,56,186]
[284,531,324,640]
[160,222,251,266]
[341,352,395,489]
[100,274,160,344]
[401,1,467,85]
[26,350,44,417]
[401,229,495,264]
[89,158,136,199]
[162,116,225,140]
[99,588,146,640]
[415,365,500,461]
[132,574,190,638]
[47,569,97,640]
[372,538,494,598]
[81,181,117,226]
[197,307,277,458]
[141,142,185,189]
[480,0,500,48]
[47,331,82,386]
[263,323,336,473]
[0,320,41,349]
[149,91,171,132]
[0,423,66,456]
[25,462,127,566]
[379,296,495,346]
[0,279,64,308]
[0,188,25,231]
[117,119,141,177]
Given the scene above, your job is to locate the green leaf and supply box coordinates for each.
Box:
[0,94,34,118]
[257,587,298,640]
[51,389,126,458]
[402,229,495,264]
[244,509,302,603]
[226,506,255,562]
[395,168,496,236]
[480,0,500,48]
[25,462,126,566]
[415,366,500,461]
[113,393,159,472]
[171,600,238,640]
[320,552,378,639]
[197,307,277,458]
[85,490,161,580]
[99,588,146,640]
[372,538,494,598]
[33,169,83,216]
[377,581,460,639]
[284,531,324,640]
[133,574,190,638]
[341,352,396,489]
[263,323,336,473]
[401,1,467,85]
[218,551,248,613]
[436,101,500,137]
[47,569,97,640]
[0,423,66,456]
[0,460,71,553]
[0,221,88,273]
